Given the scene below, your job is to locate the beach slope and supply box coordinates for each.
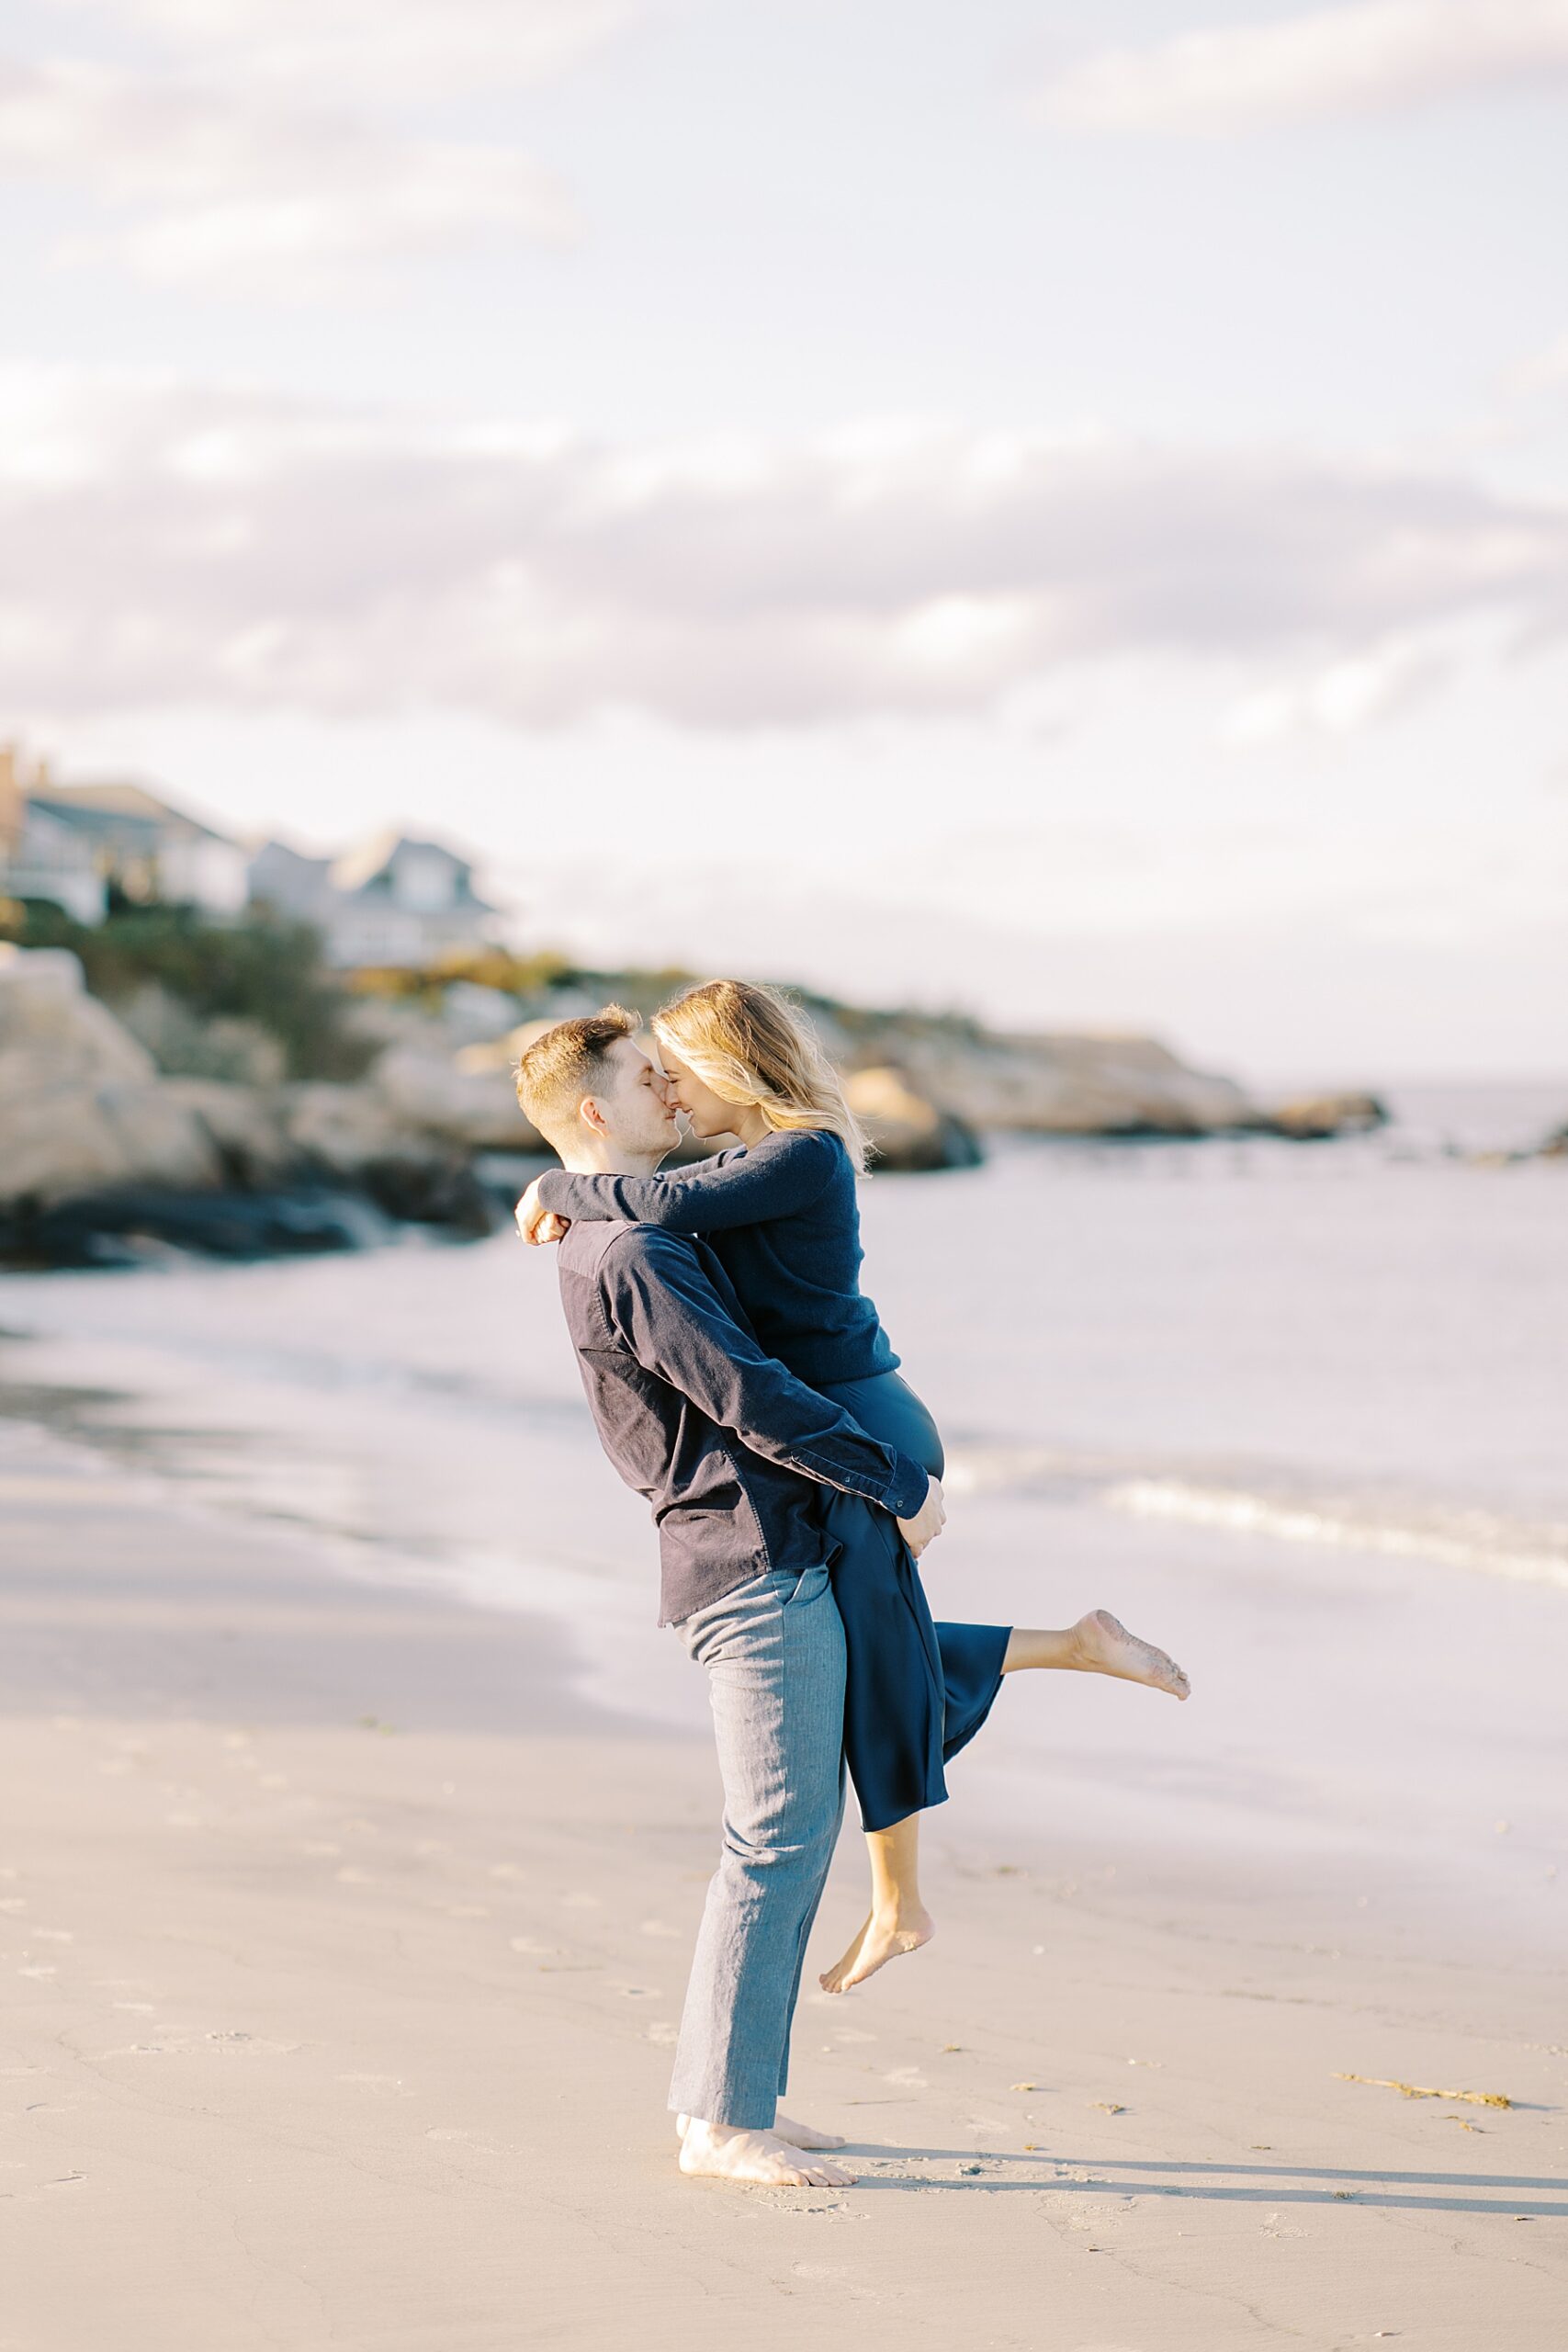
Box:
[4,1468,1565,2352]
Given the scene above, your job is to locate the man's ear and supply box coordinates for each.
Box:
[579,1092,610,1138]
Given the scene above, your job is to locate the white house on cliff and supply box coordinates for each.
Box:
[247,831,502,968]
[0,745,246,921]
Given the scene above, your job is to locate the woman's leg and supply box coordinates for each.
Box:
[1003,1610,1189,1696]
[818,1811,934,1995]
[819,1611,1189,1996]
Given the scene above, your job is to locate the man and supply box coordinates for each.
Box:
[513,1006,943,2189]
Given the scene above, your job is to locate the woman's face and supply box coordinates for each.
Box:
[657,1040,742,1139]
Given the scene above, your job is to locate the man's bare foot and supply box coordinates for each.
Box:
[678,2118,856,2188]
[676,2111,845,2151]
[818,1905,935,1995]
[1072,1608,1190,1698]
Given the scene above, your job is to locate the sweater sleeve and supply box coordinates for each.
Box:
[536,1131,839,1233]
[604,1232,929,1519]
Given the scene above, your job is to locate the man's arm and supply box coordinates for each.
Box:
[604,1231,931,1523]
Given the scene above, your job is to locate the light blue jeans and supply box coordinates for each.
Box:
[666,1564,847,2131]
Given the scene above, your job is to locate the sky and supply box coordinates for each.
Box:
[2,0,1566,1084]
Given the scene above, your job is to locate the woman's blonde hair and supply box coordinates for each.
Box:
[654,979,869,1175]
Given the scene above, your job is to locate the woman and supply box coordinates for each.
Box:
[517,980,1188,1993]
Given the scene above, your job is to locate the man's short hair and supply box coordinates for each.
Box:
[514,1003,639,1141]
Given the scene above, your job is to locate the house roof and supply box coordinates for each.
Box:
[31,783,239,846]
[329,830,477,893]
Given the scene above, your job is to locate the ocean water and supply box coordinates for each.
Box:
[3,1082,1565,1949]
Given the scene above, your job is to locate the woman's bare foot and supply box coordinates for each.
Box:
[678,2118,856,2187]
[1071,1608,1190,1698]
[818,1905,935,1995]
[676,2111,844,2151]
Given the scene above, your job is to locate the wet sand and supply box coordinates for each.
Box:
[5,1461,1567,2352]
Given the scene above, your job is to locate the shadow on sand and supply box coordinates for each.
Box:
[845,2151,1568,2217]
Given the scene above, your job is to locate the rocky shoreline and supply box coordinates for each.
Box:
[0,943,1404,1268]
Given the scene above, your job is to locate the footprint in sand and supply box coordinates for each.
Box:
[558,1892,603,1911]
[337,2074,412,2097]
[640,1919,682,1939]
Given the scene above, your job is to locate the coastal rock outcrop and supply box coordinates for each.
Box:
[2,940,1405,1266]
[0,945,225,1204]
[0,950,505,1256]
[824,1018,1259,1136]
[1264,1091,1389,1141]
[844,1066,983,1172]
[371,1036,541,1152]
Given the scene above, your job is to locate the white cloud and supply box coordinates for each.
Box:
[1503,330,1568,403]
[1220,637,1454,742]
[49,0,650,102]
[6,0,660,292]
[2,375,1564,729]
[0,56,570,289]
[1037,0,1568,133]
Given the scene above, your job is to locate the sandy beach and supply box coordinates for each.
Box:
[6,1437,1566,2352]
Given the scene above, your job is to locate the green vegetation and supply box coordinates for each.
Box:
[5,902,377,1080]
[345,944,581,1012]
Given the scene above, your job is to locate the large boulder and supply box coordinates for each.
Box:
[118,980,288,1088]
[1263,1091,1389,1140]
[844,1067,983,1172]
[0,944,155,1090]
[161,1080,300,1187]
[0,1080,225,1205]
[0,947,224,1205]
[282,1081,426,1175]
[280,1081,492,1232]
[371,1039,540,1151]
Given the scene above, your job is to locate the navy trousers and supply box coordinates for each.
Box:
[818,1372,1010,1835]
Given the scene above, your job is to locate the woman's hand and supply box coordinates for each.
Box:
[896,1476,946,1560]
[515,1177,570,1246]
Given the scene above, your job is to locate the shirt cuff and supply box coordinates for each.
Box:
[536,1169,570,1211]
[881,1453,931,1521]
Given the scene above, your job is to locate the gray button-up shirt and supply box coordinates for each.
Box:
[556,1218,930,1624]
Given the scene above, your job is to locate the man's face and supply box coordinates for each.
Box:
[587,1035,681,1157]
